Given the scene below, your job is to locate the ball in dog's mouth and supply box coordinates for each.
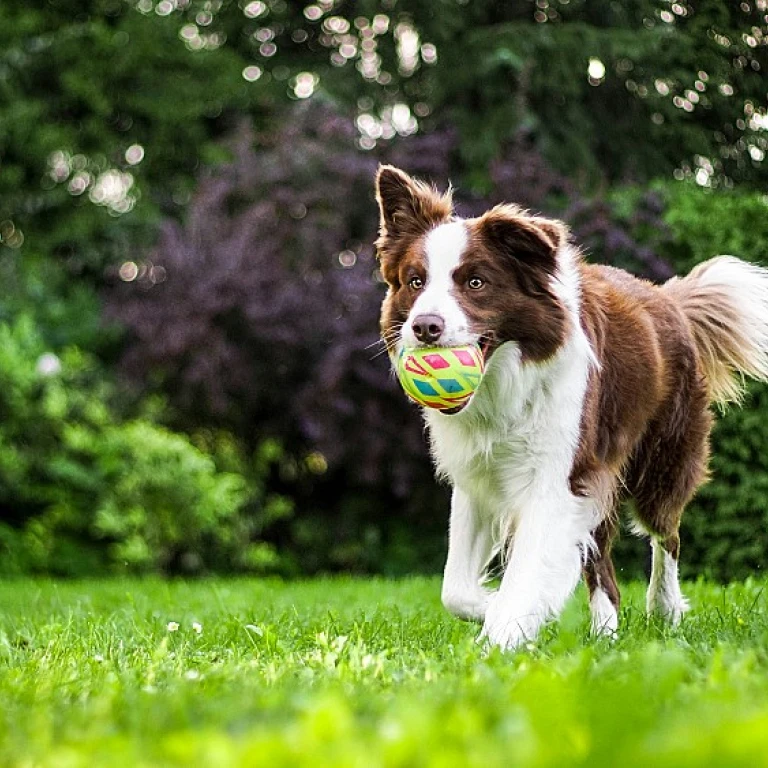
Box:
[396,343,486,413]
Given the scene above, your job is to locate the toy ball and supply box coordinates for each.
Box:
[396,345,485,412]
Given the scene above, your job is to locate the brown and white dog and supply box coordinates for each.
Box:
[375,164,768,650]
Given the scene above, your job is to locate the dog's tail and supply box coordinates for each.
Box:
[664,256,768,406]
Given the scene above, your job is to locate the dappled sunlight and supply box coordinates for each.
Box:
[46,150,138,215]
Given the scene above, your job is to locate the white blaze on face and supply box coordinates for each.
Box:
[402,220,474,348]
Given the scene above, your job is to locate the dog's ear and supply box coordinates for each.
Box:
[375,165,453,249]
[529,215,569,253]
[478,206,567,293]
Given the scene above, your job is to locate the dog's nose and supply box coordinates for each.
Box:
[412,314,445,344]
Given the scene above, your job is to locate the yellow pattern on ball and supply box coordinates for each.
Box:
[396,345,485,411]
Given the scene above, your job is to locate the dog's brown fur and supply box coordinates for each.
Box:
[573,265,712,611]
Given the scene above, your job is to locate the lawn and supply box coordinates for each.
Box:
[2,577,768,766]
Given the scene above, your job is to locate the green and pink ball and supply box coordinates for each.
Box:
[396,344,485,412]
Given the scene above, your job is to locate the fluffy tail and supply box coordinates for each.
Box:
[664,256,768,406]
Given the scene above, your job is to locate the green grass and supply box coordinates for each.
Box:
[2,577,768,766]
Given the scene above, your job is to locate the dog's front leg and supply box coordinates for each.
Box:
[480,495,589,650]
[441,487,495,622]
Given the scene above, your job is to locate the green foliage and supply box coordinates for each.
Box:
[0,250,117,352]
[0,316,290,575]
[412,1,768,190]
[663,183,768,272]
[3,577,768,765]
[0,0,262,263]
[3,0,765,267]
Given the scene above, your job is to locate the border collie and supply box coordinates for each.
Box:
[375,164,768,650]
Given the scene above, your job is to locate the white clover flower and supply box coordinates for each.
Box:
[167,621,179,632]
[192,622,202,634]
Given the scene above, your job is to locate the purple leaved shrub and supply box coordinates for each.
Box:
[107,104,447,571]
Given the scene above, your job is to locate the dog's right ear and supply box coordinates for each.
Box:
[375,165,453,249]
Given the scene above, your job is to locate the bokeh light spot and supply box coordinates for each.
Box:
[395,22,420,75]
[305,452,328,475]
[125,144,145,165]
[421,43,437,64]
[36,353,62,377]
[293,71,318,98]
[372,14,389,35]
[243,1,267,19]
[155,0,174,16]
[0,220,23,249]
[587,57,605,85]
[242,65,263,82]
[259,42,277,57]
[89,170,135,214]
[119,261,139,281]
[68,172,92,195]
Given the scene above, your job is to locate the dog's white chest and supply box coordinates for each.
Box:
[428,409,540,524]
[424,339,592,534]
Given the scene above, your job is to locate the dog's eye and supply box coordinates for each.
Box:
[408,276,424,290]
[467,276,485,290]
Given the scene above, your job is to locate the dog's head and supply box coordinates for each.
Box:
[375,165,571,366]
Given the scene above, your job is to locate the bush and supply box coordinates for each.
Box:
[0,315,290,575]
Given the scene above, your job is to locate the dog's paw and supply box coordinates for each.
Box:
[441,587,493,623]
[647,587,689,626]
[654,595,690,626]
[589,589,619,638]
[478,596,542,652]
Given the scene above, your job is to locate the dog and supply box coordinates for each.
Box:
[374,164,768,650]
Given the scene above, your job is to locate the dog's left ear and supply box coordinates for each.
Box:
[479,206,567,270]
[375,165,453,246]
[529,215,569,253]
[478,206,568,292]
